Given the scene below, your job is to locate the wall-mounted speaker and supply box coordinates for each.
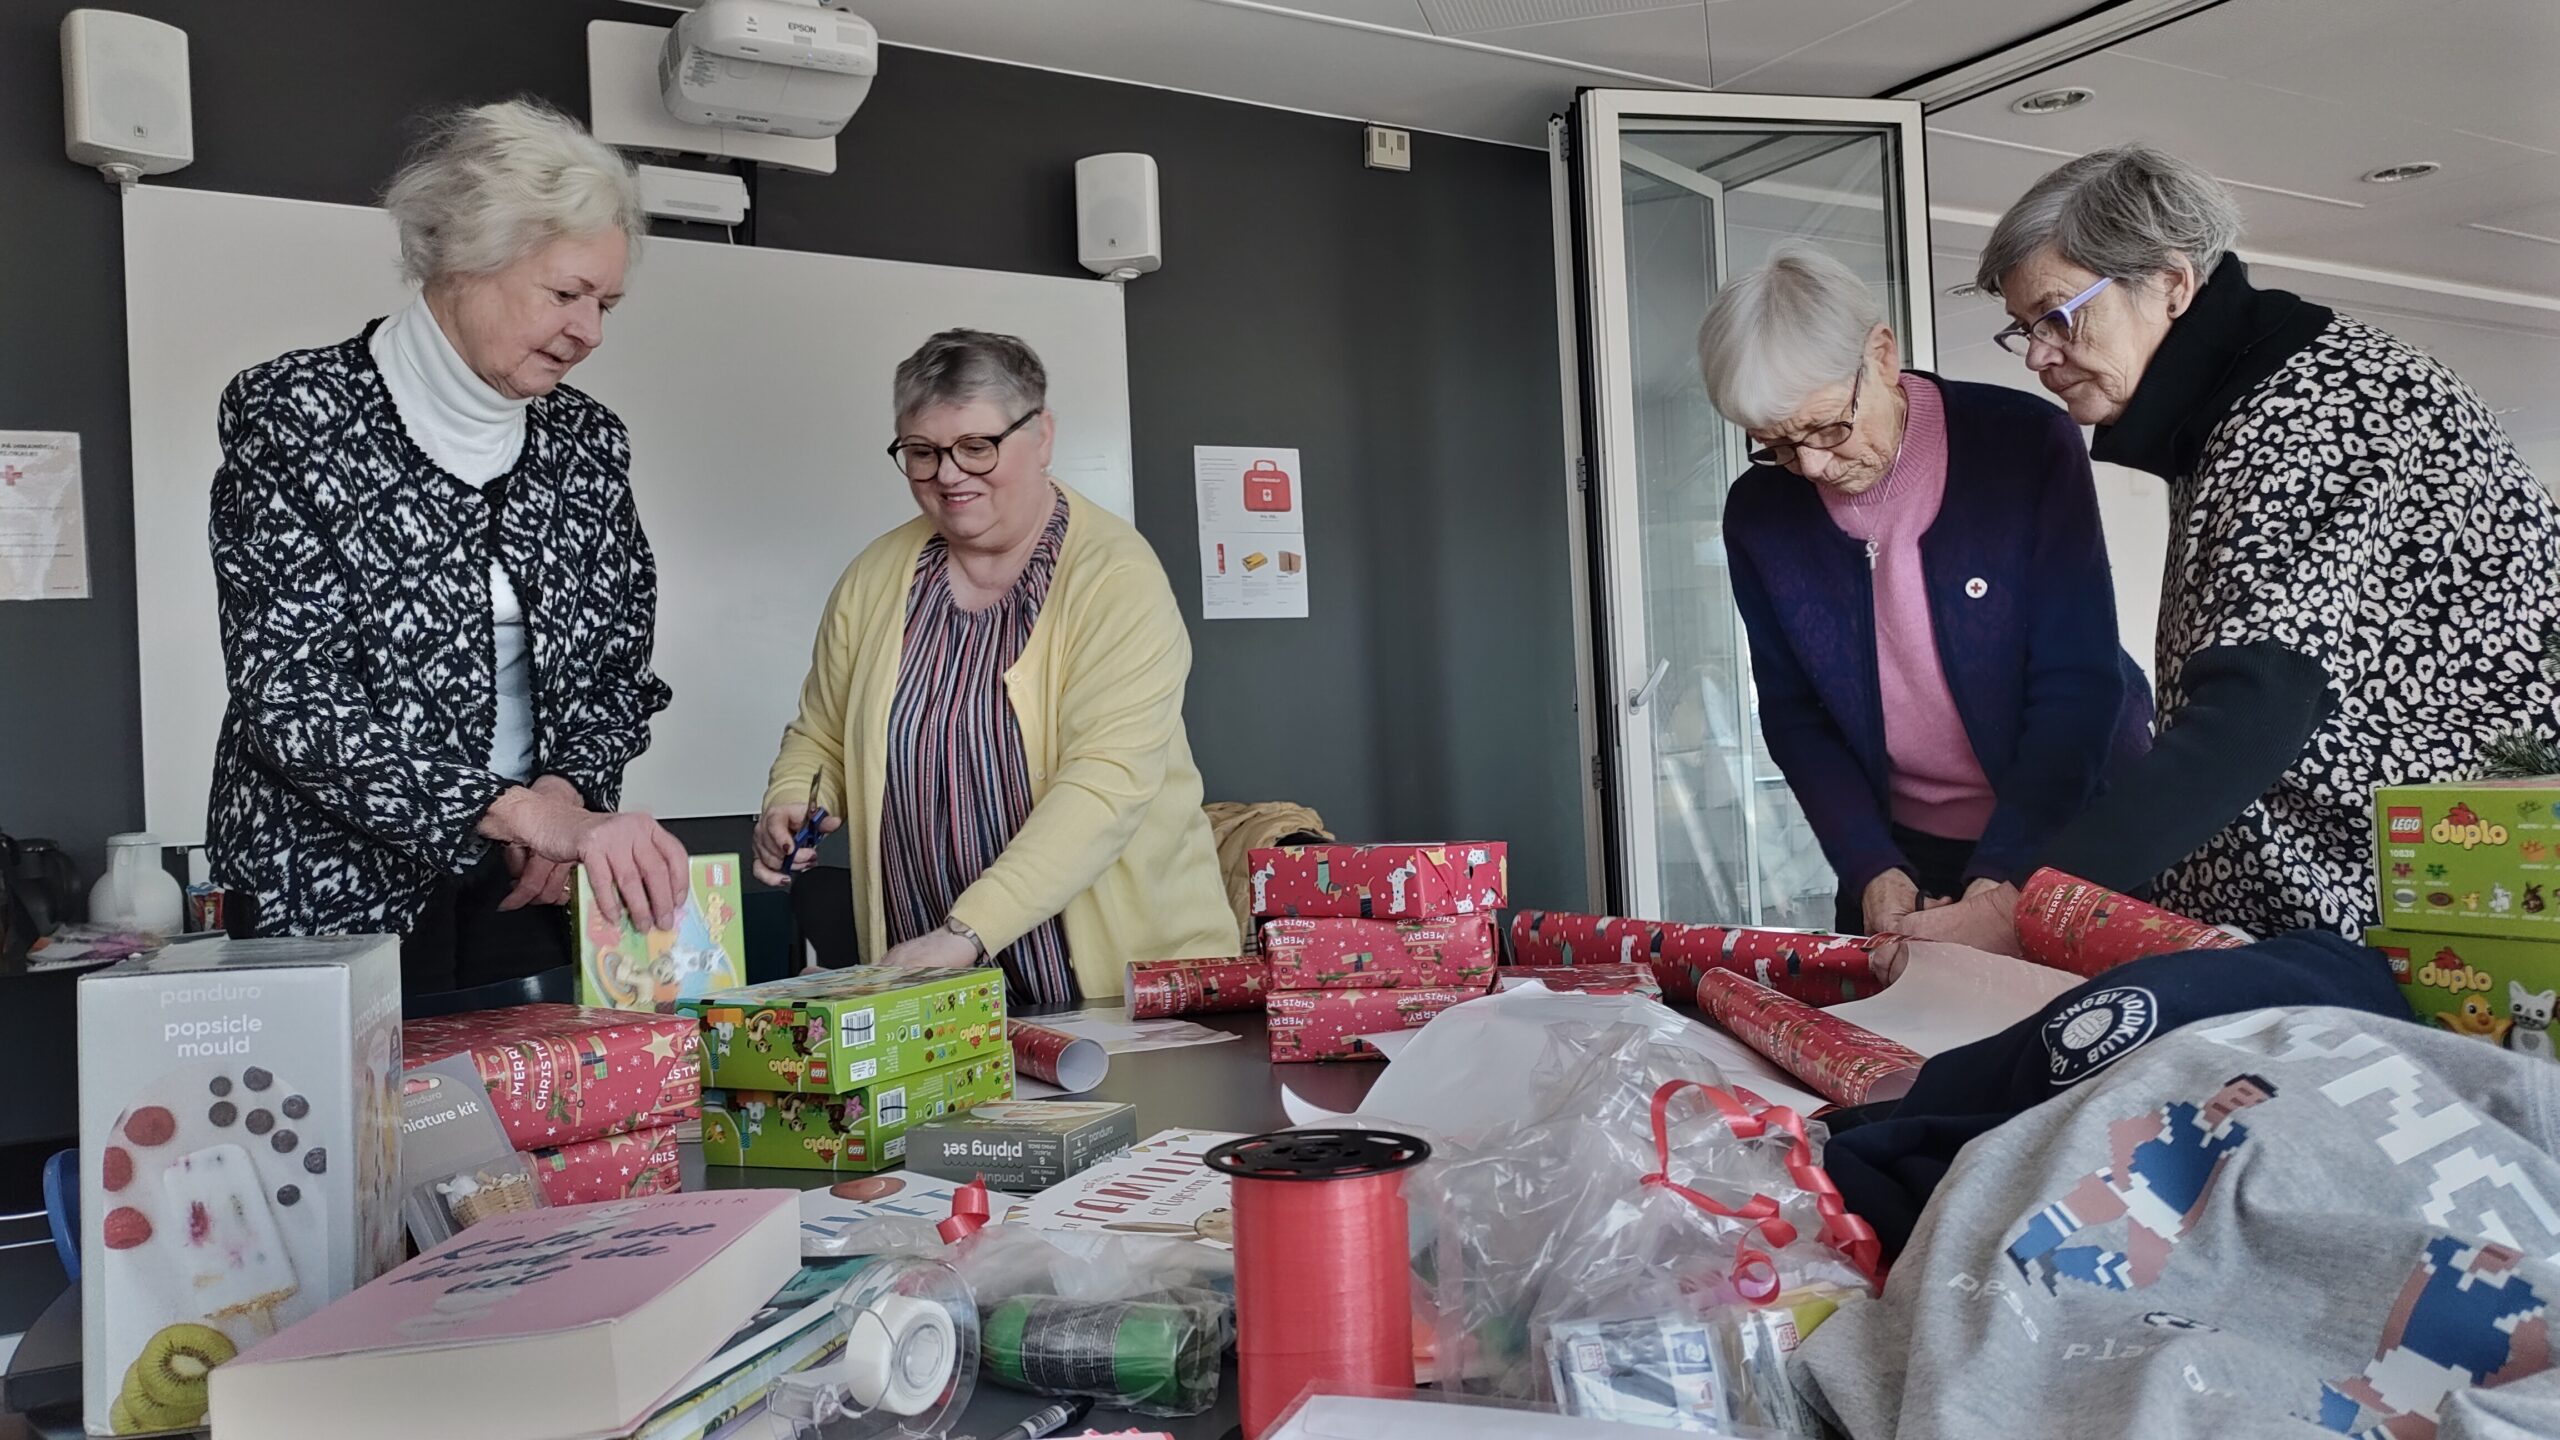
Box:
[1075,153,1162,282]
[62,9,194,181]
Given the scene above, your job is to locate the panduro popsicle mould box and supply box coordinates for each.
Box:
[680,965,1007,1095]
[78,936,405,1436]
[700,1048,1017,1172]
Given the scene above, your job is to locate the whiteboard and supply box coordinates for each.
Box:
[124,185,1133,841]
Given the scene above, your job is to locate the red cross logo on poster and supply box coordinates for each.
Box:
[1,465,21,486]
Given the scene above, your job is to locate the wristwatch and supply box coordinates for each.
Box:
[943,917,989,963]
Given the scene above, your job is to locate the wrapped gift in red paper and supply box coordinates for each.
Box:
[1247,842,1508,921]
[1267,986,1487,1062]
[1261,915,1498,992]
[1692,969,1923,1107]
[1508,911,1898,1007]
[403,1003,703,1152]
[2014,868,2244,979]
[1498,964,1663,999]
[1125,957,1270,1018]
[520,1122,684,1206]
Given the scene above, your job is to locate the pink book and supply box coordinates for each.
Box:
[208,1190,800,1440]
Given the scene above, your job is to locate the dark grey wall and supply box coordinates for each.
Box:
[0,0,1589,917]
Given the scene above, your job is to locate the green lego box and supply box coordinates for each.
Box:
[2375,779,2560,940]
[680,966,1008,1095]
[2366,927,2558,1062]
[699,1049,1017,1172]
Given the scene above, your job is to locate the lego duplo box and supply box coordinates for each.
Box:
[681,965,1007,1095]
[2375,779,2560,940]
[2367,927,2556,1062]
[700,1048,1016,1172]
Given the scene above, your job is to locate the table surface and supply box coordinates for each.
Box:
[6,1000,1384,1440]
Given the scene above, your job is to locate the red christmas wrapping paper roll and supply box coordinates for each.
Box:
[2014,868,2244,979]
[1260,915,1498,992]
[1266,986,1487,1062]
[1692,969,1923,1107]
[1246,842,1508,921]
[1125,957,1270,1018]
[520,1122,684,1206]
[1007,1018,1109,1091]
[1497,964,1663,999]
[1507,910,1898,1007]
[404,1003,704,1152]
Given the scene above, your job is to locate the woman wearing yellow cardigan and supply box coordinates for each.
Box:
[755,330,1236,1004]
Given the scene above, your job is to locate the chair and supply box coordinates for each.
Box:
[42,1148,76,1282]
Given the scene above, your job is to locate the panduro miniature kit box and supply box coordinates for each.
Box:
[699,1048,1016,1172]
[78,936,405,1436]
[2374,778,2560,940]
[575,854,747,1010]
[681,966,1007,1095]
[2367,927,2557,1062]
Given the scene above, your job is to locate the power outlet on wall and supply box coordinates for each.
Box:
[1363,125,1410,172]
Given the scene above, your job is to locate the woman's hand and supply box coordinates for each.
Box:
[497,845,578,912]
[1861,870,1921,934]
[1889,881,2025,956]
[752,798,842,887]
[484,783,689,931]
[878,929,981,969]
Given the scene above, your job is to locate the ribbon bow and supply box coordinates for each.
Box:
[1637,1079,1884,1297]
[937,1176,991,1244]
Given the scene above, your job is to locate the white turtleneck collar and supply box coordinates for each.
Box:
[369,294,529,486]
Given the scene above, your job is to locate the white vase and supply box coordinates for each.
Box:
[90,833,185,934]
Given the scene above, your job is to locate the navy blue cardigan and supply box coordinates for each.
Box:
[1724,375,2152,899]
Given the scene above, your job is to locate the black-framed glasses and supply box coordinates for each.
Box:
[886,407,1043,482]
[1747,368,1862,466]
[1993,276,2113,356]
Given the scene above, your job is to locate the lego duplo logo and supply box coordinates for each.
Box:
[2432,802,2509,850]
[2418,948,2494,994]
[2387,807,2424,843]
[2378,946,2412,983]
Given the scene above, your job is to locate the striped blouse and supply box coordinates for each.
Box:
[880,490,1076,1005]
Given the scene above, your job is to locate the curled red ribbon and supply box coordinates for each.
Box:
[937,1175,991,1243]
[1637,1079,1884,1294]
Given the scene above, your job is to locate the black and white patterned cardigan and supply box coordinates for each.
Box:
[206,321,672,937]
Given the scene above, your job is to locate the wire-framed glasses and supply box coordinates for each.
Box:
[1748,368,1863,466]
[886,407,1043,481]
[1993,276,2114,356]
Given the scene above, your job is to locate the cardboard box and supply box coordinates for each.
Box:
[79,936,405,1436]
[2366,927,2546,1057]
[522,1123,685,1206]
[574,853,746,1010]
[1247,842,1508,921]
[904,1100,1140,1192]
[700,1050,1016,1172]
[1261,915,1498,992]
[402,1003,703,1152]
[2375,779,2560,940]
[1266,986,1487,1061]
[681,965,1008,1095]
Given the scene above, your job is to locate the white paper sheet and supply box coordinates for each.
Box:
[1825,940,2081,1057]
[1269,1393,1674,1438]
[0,431,88,601]
[1020,1011,1238,1055]
[1195,444,1308,619]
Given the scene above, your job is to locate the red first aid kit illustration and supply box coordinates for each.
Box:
[1243,458,1293,512]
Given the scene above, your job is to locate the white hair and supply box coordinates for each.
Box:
[1977,143,2245,298]
[381,99,644,287]
[1696,244,1882,433]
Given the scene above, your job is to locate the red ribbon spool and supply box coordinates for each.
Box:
[1207,1130,1430,1440]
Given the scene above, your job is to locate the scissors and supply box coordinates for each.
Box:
[783,772,829,884]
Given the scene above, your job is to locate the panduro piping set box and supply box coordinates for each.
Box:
[679,965,1007,1095]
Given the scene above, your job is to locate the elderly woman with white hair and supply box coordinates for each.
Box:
[755,329,1234,1005]
[1701,244,2152,935]
[1898,144,2560,948]
[207,98,687,999]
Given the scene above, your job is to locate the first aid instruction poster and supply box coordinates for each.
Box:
[1194,445,1308,621]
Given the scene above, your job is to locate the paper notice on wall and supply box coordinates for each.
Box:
[1195,445,1307,620]
[0,432,88,601]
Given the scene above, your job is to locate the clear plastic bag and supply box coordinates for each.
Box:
[950,1225,1234,1417]
[1408,1019,1879,1420]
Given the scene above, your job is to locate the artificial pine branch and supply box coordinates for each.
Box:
[2479,727,2560,781]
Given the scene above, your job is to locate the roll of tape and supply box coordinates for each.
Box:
[844,1292,957,1418]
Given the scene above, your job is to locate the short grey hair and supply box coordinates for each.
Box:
[1976,144,2245,298]
[893,330,1049,430]
[382,99,644,287]
[1696,244,1882,432]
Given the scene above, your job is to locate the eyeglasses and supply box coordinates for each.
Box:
[886,408,1043,482]
[1993,276,2113,356]
[1747,368,1863,466]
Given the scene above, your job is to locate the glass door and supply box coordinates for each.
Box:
[1573,91,1934,926]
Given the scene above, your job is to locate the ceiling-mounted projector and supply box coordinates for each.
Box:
[660,0,876,139]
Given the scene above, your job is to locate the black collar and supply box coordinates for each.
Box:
[2090,254,2333,481]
